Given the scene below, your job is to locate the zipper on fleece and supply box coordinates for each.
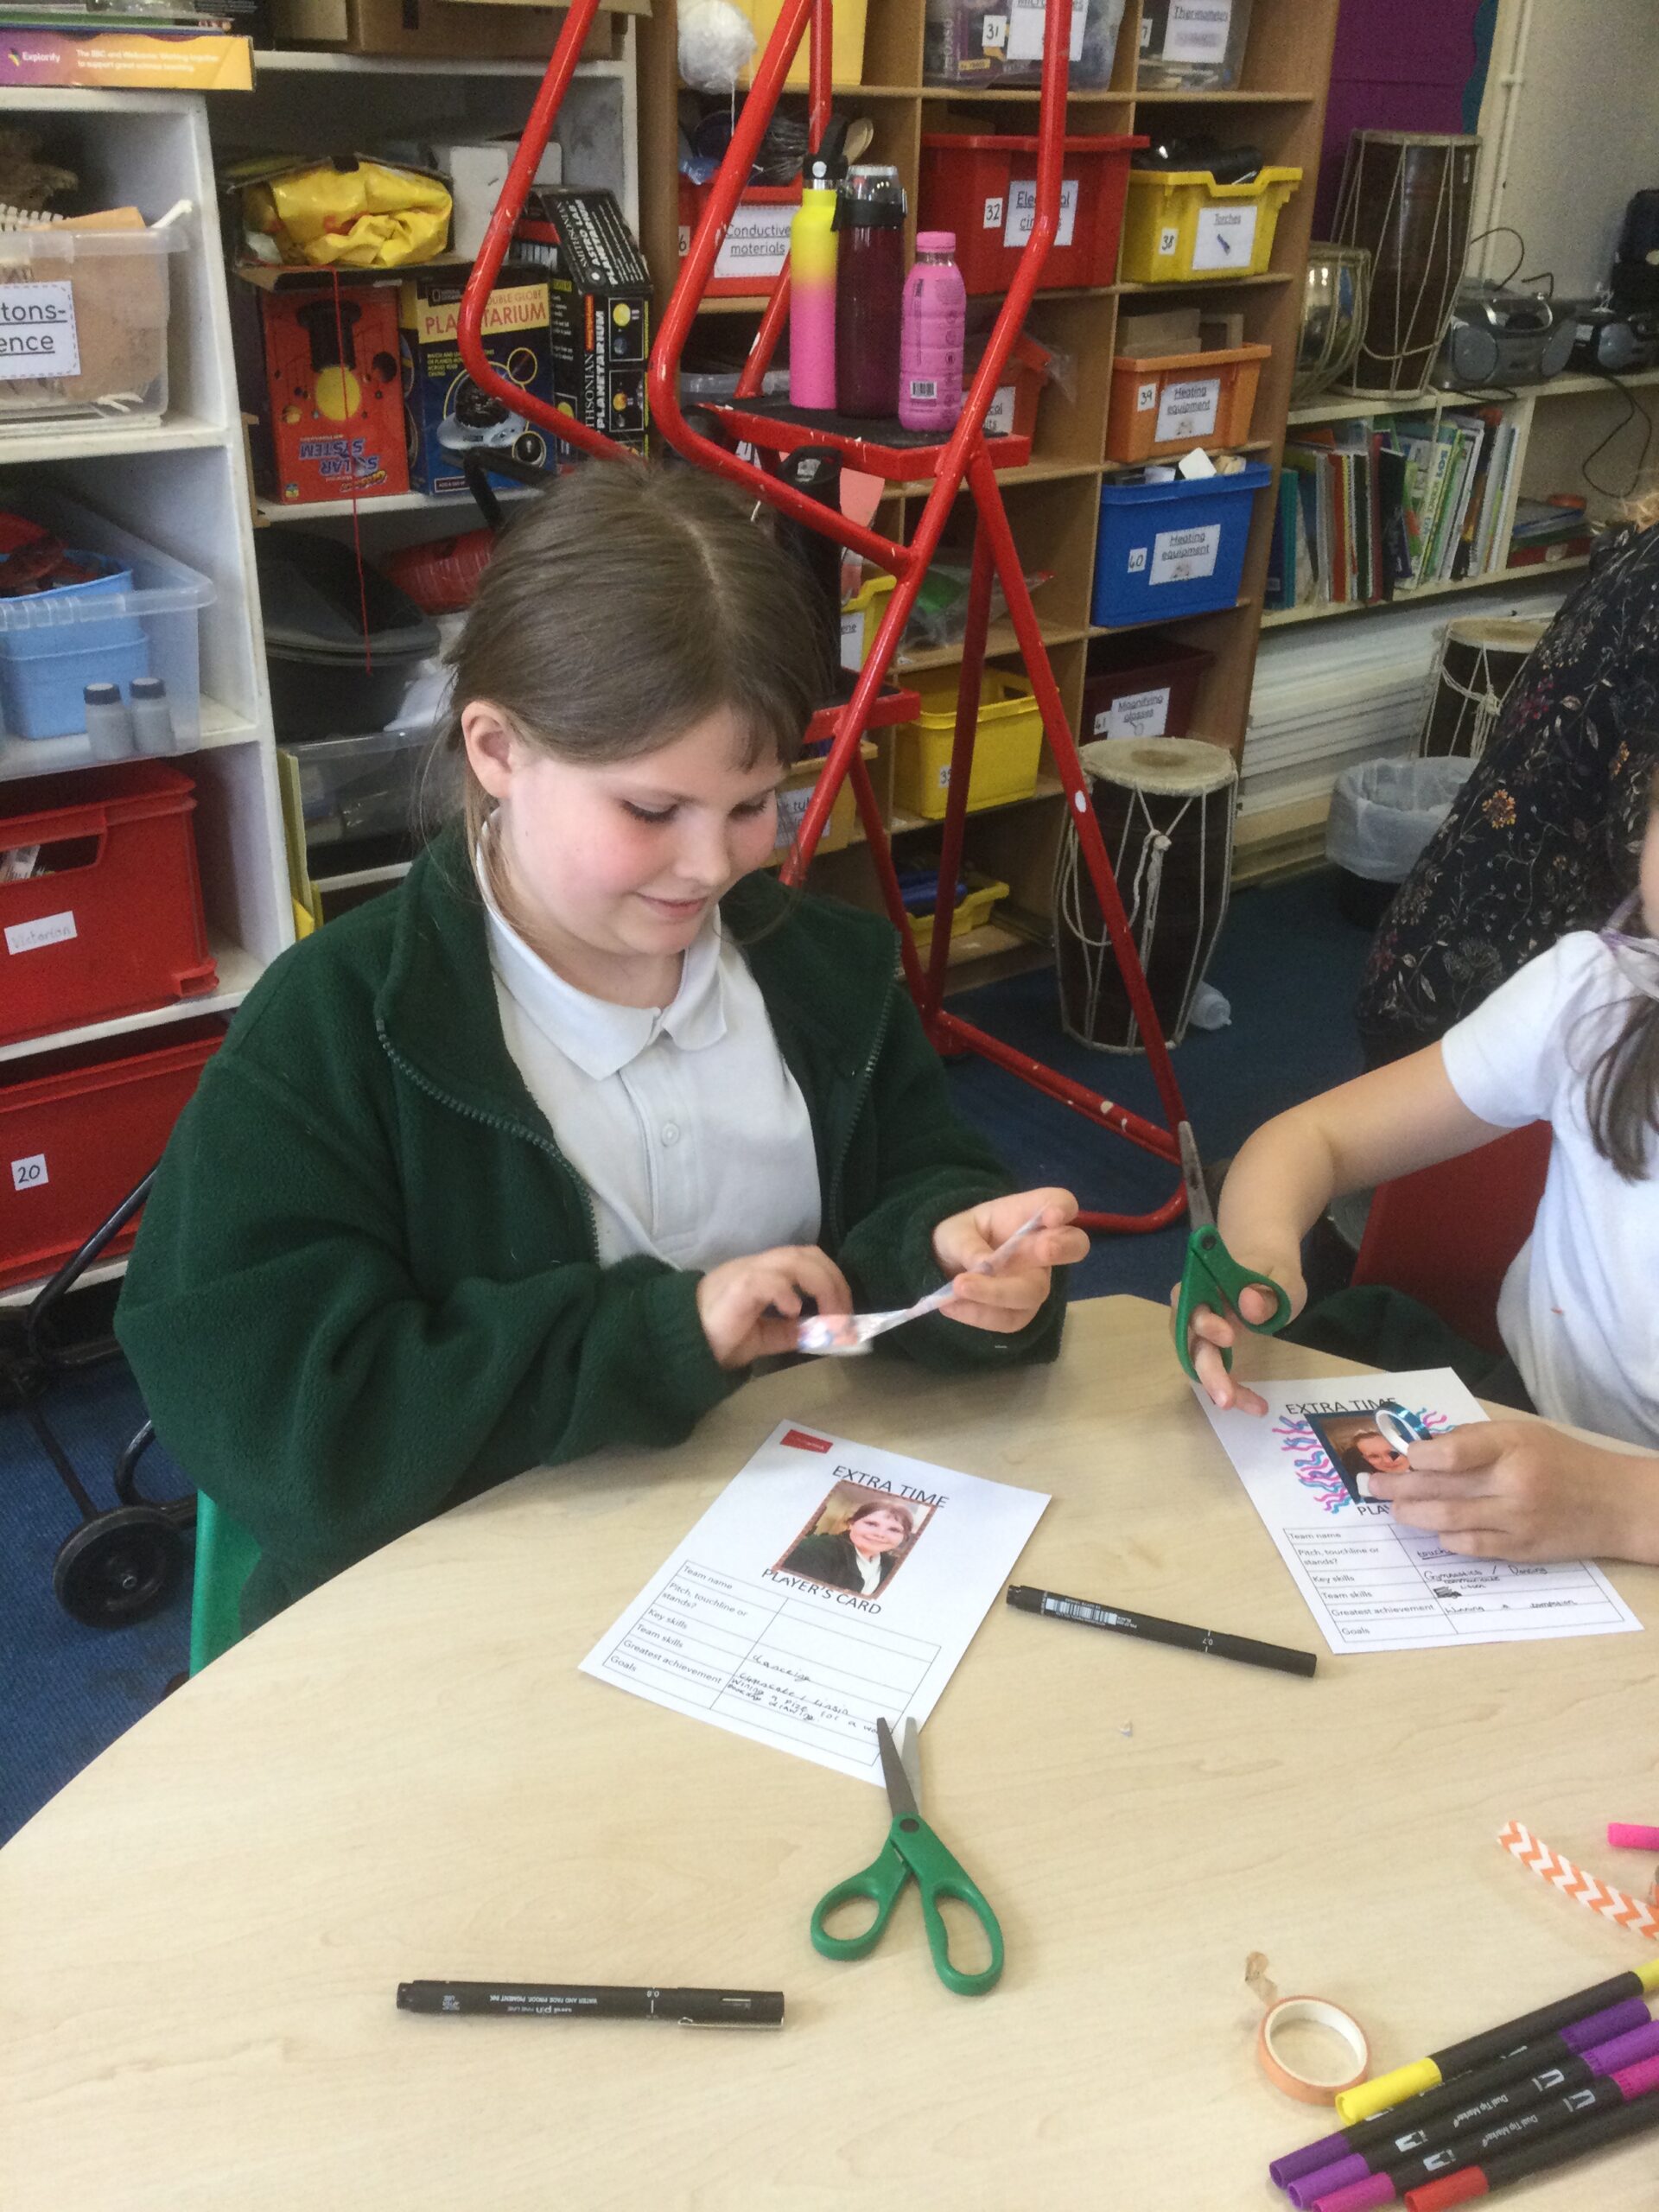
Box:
[376,1016,602,1263]
[823,977,893,1245]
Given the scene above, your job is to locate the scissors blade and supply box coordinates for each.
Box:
[899,1718,922,1804]
[1178,1120,1215,1230]
[876,1717,921,1820]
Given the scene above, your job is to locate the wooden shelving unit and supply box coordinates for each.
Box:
[636,0,1341,978]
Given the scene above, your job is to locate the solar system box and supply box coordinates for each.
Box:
[514,188,650,457]
[246,283,410,506]
[397,270,556,496]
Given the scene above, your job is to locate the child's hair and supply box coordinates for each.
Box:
[442,461,827,854]
[1586,765,1659,1181]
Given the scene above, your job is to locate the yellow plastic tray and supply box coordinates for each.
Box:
[893,671,1043,820]
[1120,166,1302,284]
[908,873,1010,953]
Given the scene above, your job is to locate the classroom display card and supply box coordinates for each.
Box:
[1199,1370,1642,1656]
[579,1422,1049,1784]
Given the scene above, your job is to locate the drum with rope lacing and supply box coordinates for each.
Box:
[1054,737,1237,1054]
[1415,615,1548,761]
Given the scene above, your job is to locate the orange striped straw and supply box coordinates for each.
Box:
[1499,1820,1659,1941]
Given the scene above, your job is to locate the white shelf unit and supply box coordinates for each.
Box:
[1265,366,1659,631]
[0,89,291,1083]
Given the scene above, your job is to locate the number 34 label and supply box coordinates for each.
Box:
[11,1152,48,1192]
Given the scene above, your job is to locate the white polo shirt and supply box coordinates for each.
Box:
[478,861,822,1272]
[1440,931,1659,1449]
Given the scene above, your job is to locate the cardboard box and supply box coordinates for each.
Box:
[398,270,557,494]
[267,0,637,60]
[515,188,650,456]
[250,285,410,505]
[1116,305,1203,355]
[430,138,563,263]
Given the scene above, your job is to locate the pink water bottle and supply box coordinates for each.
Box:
[898,231,966,435]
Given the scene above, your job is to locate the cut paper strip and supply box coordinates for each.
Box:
[796,1208,1046,1357]
[1498,1820,1659,1941]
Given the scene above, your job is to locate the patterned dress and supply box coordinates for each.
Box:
[1357,521,1659,1060]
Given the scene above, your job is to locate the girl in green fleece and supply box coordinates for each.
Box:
[118,465,1084,1630]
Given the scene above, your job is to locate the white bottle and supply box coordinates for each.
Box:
[83,682,133,762]
[129,676,176,757]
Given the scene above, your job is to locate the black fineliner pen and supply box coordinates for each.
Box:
[396,1980,785,2026]
[1006,1585,1318,1677]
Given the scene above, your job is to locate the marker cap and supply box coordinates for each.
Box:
[1286,2152,1370,2206]
[1269,2133,1352,2190]
[1337,2057,1440,2125]
[1311,2171,1397,2212]
[1404,2168,1487,2211]
[1608,1823,1659,1853]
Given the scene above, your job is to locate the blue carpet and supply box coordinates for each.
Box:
[0,870,1372,1843]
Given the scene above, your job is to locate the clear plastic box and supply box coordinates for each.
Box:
[0,493,214,747]
[0,223,185,429]
[1136,0,1255,89]
[925,0,1127,87]
[283,725,442,850]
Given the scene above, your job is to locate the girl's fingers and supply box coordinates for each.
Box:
[1236,1282,1283,1325]
[950,1266,1046,1310]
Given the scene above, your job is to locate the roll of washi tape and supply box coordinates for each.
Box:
[1258,1996,1372,2105]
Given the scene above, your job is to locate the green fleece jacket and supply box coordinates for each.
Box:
[117,830,1065,1629]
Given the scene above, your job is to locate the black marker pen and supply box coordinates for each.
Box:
[397,1980,784,2026]
[1007,1585,1318,1677]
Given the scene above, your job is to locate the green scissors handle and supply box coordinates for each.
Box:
[810,1814,1004,1996]
[1175,1226,1294,1382]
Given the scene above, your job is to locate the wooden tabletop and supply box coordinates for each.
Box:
[4,1295,1656,2211]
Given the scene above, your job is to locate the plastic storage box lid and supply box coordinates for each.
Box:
[257,534,441,664]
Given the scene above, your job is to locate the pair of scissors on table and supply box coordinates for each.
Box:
[810,1717,1003,1996]
[1174,1118,1293,1383]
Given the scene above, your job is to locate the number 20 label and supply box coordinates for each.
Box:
[11,1153,48,1191]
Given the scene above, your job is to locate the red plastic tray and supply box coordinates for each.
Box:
[918,133,1142,296]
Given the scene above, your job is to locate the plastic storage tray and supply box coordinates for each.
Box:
[0,493,213,746]
[1080,636,1212,741]
[0,1017,223,1291]
[284,725,441,850]
[907,870,1010,951]
[893,670,1043,818]
[918,133,1141,296]
[773,739,878,857]
[924,0,1125,87]
[1092,462,1270,625]
[0,760,217,1046]
[1137,0,1255,88]
[0,221,185,429]
[736,0,868,86]
[1105,340,1270,461]
[1120,167,1301,284]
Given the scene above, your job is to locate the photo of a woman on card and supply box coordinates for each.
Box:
[783,1501,917,1596]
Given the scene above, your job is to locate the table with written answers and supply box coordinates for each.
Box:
[1287,1522,1632,1644]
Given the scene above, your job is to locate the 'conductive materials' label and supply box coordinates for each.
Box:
[5,908,76,955]
[0,282,78,379]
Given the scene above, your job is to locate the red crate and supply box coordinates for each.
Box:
[0,761,217,1048]
[677,177,802,298]
[918,133,1141,296]
[0,1017,224,1290]
[1081,637,1212,744]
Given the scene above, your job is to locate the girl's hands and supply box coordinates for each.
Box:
[1171,1254,1306,1417]
[1364,1422,1659,1566]
[930,1188,1088,1333]
[696,1246,855,1370]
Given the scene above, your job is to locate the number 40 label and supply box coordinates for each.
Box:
[11,1152,48,1191]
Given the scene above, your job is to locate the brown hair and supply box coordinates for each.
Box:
[1585,766,1659,1181]
[847,1499,917,1544]
[442,461,826,856]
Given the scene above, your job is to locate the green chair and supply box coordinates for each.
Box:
[188,1492,261,1674]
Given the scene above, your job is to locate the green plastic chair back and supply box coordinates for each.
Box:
[189,1493,261,1674]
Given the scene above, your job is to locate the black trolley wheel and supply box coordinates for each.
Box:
[52,1506,186,1627]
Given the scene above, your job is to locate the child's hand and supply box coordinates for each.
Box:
[696,1246,855,1370]
[1171,1255,1305,1417]
[930,1188,1088,1334]
[1364,1421,1659,1565]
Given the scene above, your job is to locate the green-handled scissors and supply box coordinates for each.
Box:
[810,1717,1003,1996]
[1174,1118,1294,1382]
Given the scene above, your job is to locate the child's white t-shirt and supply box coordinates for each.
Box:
[1440,931,1659,1449]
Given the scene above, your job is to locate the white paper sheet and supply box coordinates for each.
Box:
[1198,1369,1643,1656]
[579,1421,1049,1783]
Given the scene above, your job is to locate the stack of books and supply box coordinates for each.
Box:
[1268,407,1522,614]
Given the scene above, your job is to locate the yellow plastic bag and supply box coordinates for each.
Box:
[244,159,451,270]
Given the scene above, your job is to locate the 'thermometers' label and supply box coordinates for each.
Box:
[0,281,79,380]
[5,908,76,955]
[1149,523,1220,585]
[1162,0,1233,63]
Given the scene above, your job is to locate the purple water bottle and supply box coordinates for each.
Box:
[899,230,967,434]
[835,164,906,418]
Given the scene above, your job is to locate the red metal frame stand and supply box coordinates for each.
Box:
[460,0,1189,1234]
